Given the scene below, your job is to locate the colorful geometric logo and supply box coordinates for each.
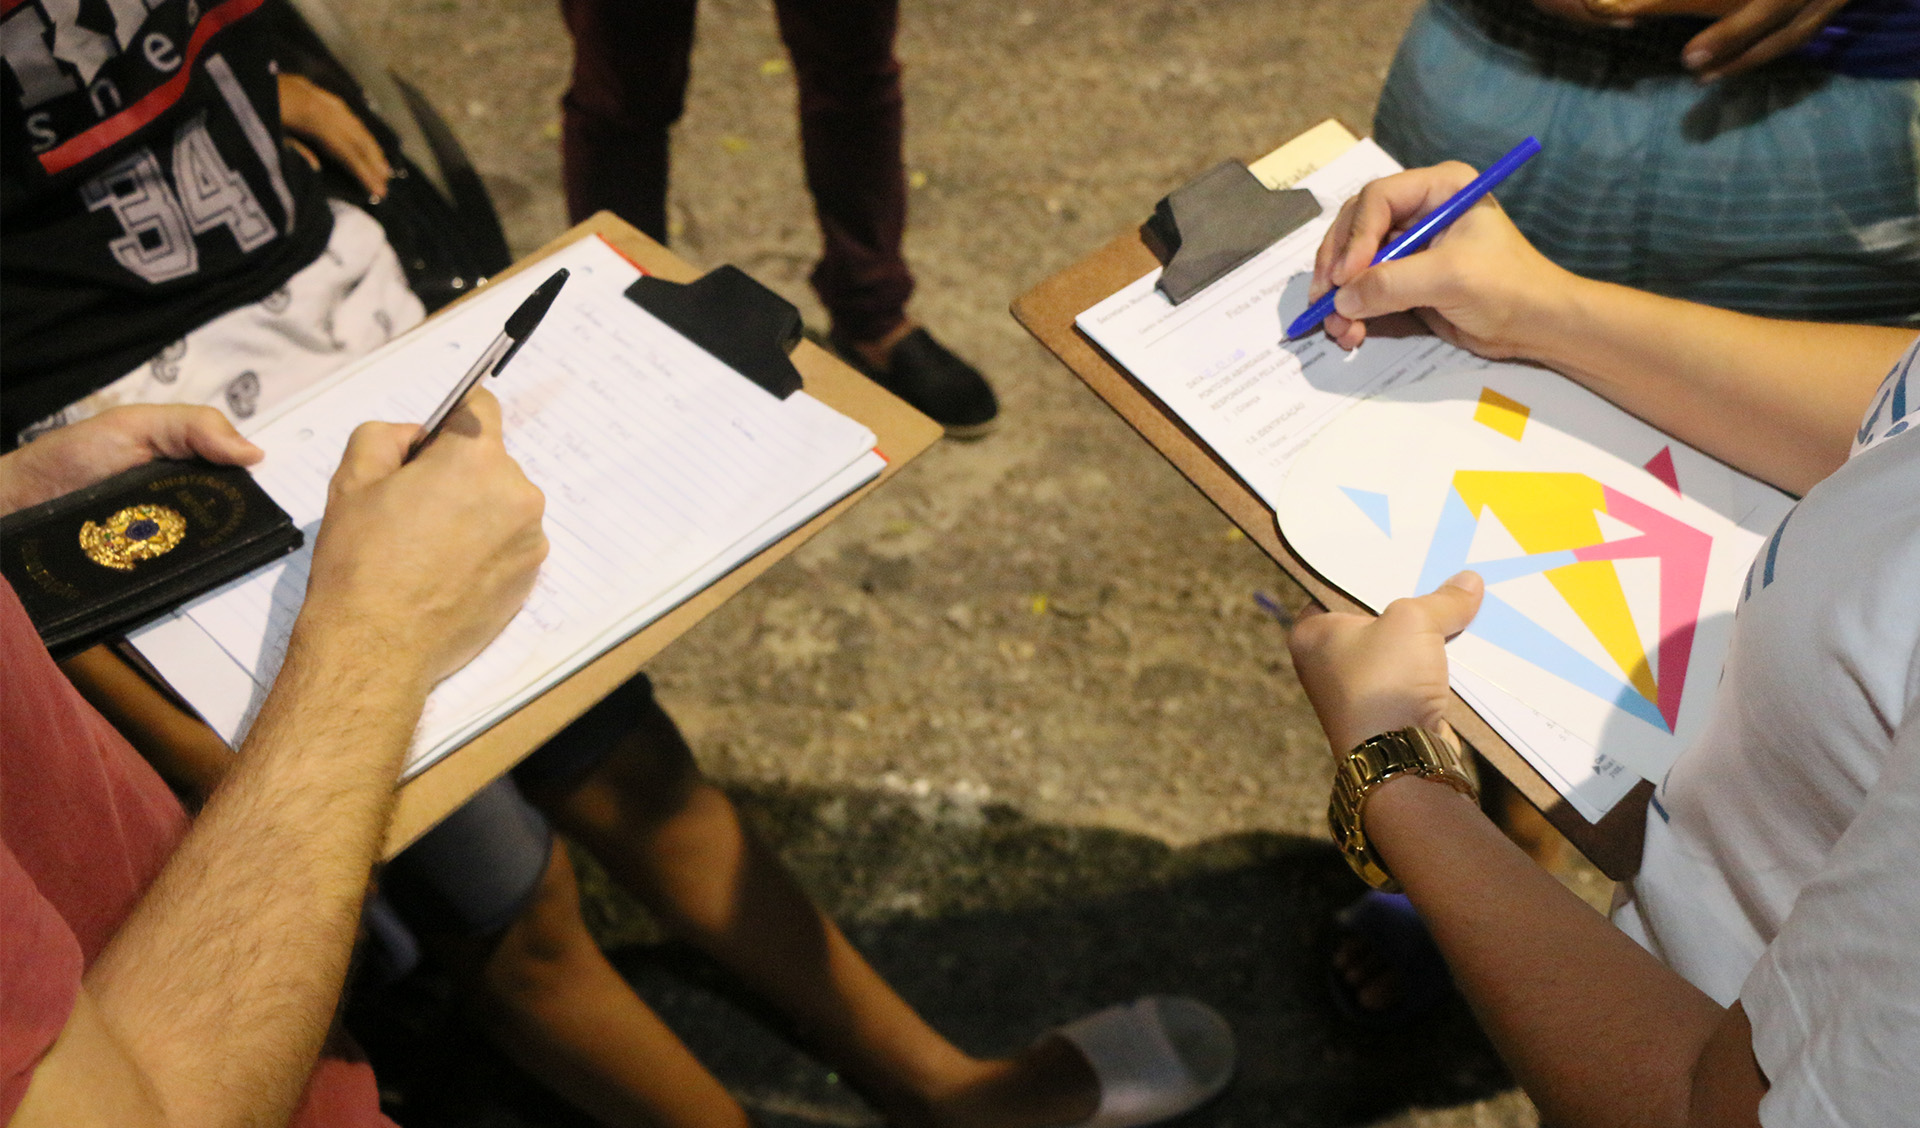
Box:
[1414,470,1711,733]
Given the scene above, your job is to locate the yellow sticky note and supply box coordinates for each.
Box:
[1474,387,1530,441]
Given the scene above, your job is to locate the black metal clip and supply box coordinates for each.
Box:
[1142,160,1322,305]
[625,266,804,399]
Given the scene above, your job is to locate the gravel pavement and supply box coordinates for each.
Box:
[326,3,1603,1124]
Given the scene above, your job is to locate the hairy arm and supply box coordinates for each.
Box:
[16,616,434,1127]
[11,394,545,1128]
[1312,164,1916,495]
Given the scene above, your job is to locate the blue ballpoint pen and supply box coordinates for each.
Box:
[1285,136,1541,340]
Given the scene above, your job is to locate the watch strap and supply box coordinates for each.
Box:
[1328,727,1477,892]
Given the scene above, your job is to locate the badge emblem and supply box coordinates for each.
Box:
[80,505,188,571]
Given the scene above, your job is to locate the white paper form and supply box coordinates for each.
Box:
[134,237,879,776]
[1073,140,1790,820]
[1275,364,1789,814]
[1076,142,1457,507]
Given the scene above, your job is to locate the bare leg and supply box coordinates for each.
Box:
[61,648,759,1127]
[524,706,1099,1128]
[438,842,752,1128]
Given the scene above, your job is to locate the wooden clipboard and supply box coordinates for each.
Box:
[74,213,944,859]
[1010,124,1651,880]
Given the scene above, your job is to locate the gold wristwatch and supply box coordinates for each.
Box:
[1328,727,1477,892]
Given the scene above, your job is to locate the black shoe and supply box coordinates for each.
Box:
[831,327,999,438]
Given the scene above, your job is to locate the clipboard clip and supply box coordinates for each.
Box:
[1142,160,1322,305]
[625,266,804,399]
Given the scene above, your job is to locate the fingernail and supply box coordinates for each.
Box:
[1683,47,1711,70]
[1445,570,1482,593]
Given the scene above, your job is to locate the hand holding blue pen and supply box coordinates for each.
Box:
[1286,137,1541,341]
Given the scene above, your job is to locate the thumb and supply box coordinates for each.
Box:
[173,407,263,467]
[1420,570,1484,638]
[128,405,262,466]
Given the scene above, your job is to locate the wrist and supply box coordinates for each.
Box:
[1320,700,1435,763]
[0,450,56,516]
[1363,769,1481,825]
[1328,726,1477,892]
[1495,259,1590,364]
[0,479,30,518]
[284,607,435,704]
[1519,269,1619,372]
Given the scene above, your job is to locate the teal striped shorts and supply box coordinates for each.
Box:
[1374,0,1920,325]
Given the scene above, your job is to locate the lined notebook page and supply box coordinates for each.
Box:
[134,237,878,773]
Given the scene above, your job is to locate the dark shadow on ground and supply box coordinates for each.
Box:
[349,783,1513,1127]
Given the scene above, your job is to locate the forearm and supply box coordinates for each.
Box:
[80,616,430,1127]
[1525,277,1915,495]
[1363,774,1760,1127]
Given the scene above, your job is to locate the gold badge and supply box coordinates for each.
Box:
[80,504,188,571]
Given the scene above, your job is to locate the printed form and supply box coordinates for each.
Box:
[1074,141,1783,820]
[135,237,881,776]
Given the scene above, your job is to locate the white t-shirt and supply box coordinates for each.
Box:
[1612,336,1920,1126]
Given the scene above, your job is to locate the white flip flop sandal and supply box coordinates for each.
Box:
[1053,996,1236,1128]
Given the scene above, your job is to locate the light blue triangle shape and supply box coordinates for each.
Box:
[1340,486,1392,537]
[1416,487,1668,735]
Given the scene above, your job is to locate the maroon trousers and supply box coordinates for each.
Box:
[559,0,914,341]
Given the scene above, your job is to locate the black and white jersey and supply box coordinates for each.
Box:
[1,0,332,440]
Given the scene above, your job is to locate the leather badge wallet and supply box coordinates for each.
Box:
[0,460,302,657]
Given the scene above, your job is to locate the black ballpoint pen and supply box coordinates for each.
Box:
[404,267,570,462]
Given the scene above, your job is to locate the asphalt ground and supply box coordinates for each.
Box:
[326,1,1606,1124]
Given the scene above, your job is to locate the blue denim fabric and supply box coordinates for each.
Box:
[1375,0,1920,325]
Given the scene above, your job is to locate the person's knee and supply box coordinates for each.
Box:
[529,686,710,837]
[557,735,712,844]
[478,843,602,1011]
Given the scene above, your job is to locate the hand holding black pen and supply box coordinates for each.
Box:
[405,267,570,462]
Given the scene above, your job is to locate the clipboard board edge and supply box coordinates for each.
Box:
[382,213,943,853]
[1010,174,1648,880]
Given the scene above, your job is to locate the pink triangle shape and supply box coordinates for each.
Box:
[1644,446,1680,495]
[1574,488,1713,731]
